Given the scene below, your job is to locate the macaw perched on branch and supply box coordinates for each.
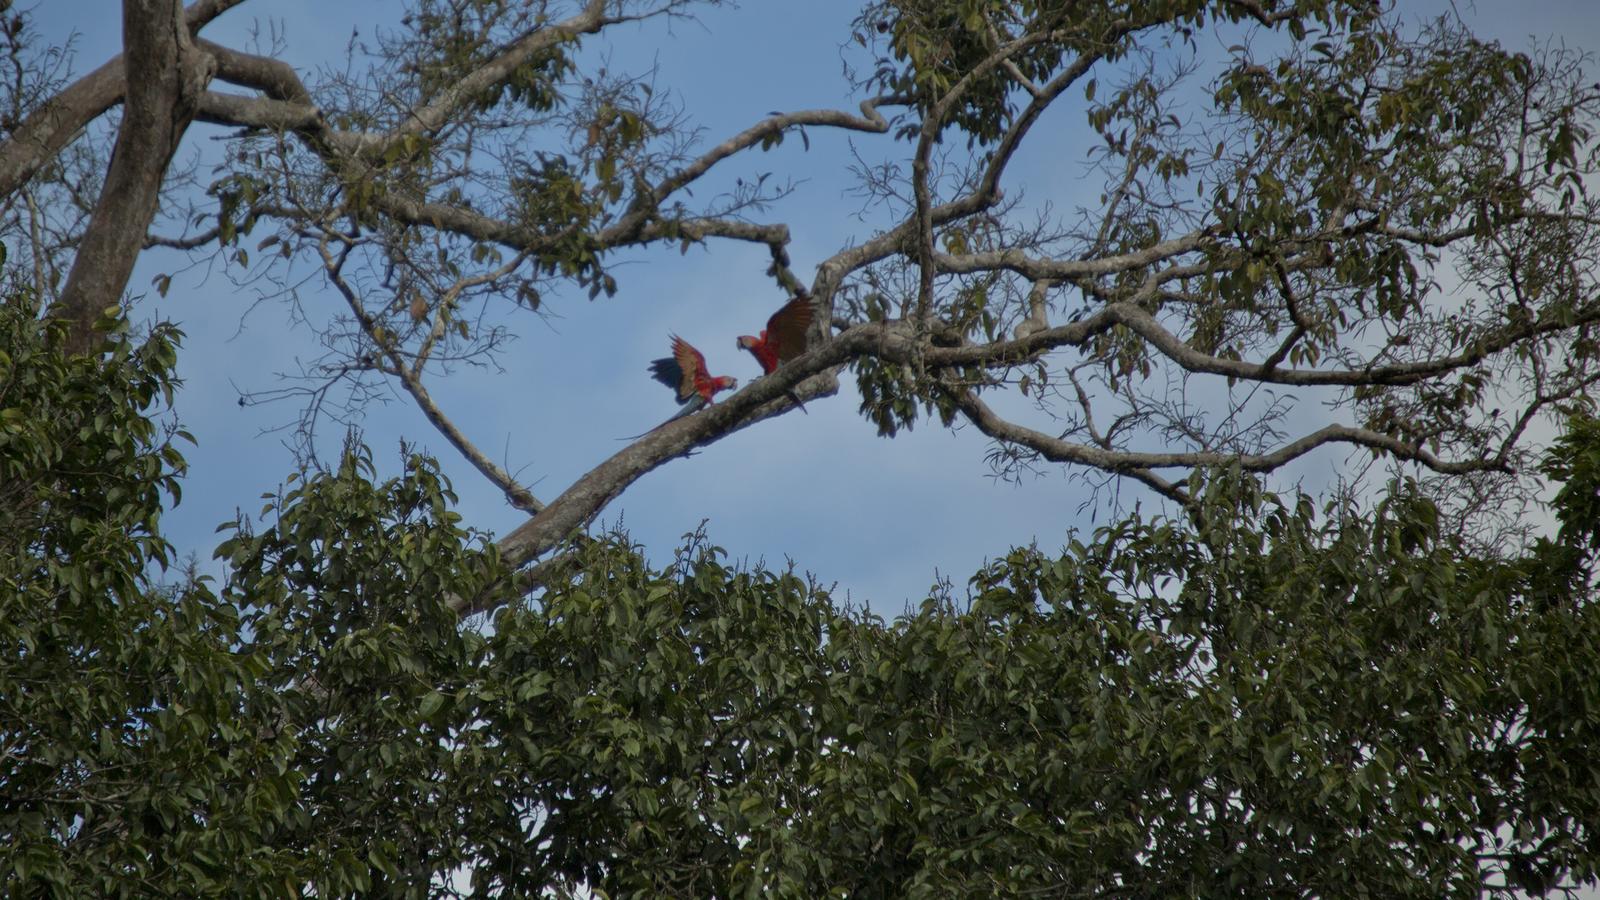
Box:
[646,334,738,424]
[738,292,812,373]
[737,292,813,411]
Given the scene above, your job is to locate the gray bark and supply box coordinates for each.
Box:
[50,0,215,352]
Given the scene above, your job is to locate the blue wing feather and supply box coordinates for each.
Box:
[648,356,694,402]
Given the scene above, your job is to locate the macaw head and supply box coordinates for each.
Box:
[714,375,739,392]
[736,334,761,351]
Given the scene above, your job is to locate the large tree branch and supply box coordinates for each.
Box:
[197,1,619,159]
[187,35,895,293]
[948,387,1189,502]
[488,284,1587,584]
[943,387,1503,505]
[1101,299,1600,390]
[489,315,928,570]
[0,60,121,203]
[932,230,1215,280]
[174,31,910,547]
[816,277,1600,392]
[52,0,215,351]
[494,368,838,570]
[0,0,242,200]
[375,0,614,158]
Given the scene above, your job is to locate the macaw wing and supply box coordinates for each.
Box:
[765,294,813,363]
[647,355,691,401]
[671,335,711,400]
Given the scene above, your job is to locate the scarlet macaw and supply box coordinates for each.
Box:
[736,292,812,410]
[647,334,738,423]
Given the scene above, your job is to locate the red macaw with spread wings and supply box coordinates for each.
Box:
[737,292,813,411]
[737,292,812,373]
[647,334,738,424]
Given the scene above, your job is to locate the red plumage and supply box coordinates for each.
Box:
[737,293,813,375]
[647,335,737,420]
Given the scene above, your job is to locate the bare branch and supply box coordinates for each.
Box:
[496,368,836,569]
[944,386,1502,502]
[908,20,1101,322]
[931,230,1215,280]
[316,234,546,515]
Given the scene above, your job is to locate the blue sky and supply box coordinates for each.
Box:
[29,0,1600,612]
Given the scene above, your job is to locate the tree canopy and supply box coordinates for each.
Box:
[6,295,1600,895]
[3,0,1600,895]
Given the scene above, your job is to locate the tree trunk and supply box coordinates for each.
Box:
[52,0,213,353]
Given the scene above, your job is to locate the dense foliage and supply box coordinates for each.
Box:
[0,297,270,891]
[6,0,1600,894]
[5,293,1599,896]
